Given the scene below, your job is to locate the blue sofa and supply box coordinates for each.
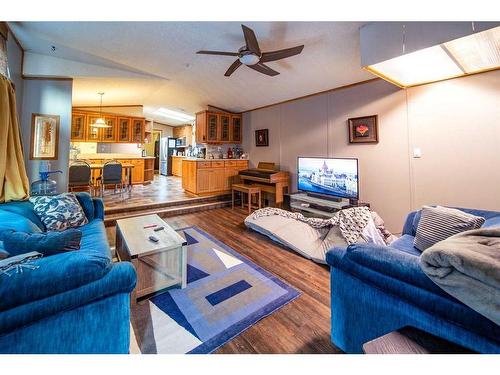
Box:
[0,193,137,354]
[326,207,500,354]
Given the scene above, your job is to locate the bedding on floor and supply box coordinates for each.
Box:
[245,207,394,263]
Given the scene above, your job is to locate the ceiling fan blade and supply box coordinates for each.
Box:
[248,62,280,77]
[241,25,261,55]
[197,50,239,56]
[260,45,304,63]
[224,59,242,76]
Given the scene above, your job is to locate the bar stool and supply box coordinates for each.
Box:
[232,184,261,214]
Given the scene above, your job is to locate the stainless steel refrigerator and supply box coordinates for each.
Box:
[160,137,177,176]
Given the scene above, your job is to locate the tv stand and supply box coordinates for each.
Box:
[305,192,343,203]
[290,193,369,219]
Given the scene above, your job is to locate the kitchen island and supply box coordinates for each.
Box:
[182,158,248,196]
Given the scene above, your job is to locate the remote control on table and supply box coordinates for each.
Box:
[154,226,164,232]
[149,235,159,243]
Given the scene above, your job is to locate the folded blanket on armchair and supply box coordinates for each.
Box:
[419,227,500,325]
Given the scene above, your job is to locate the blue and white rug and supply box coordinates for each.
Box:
[130,226,300,354]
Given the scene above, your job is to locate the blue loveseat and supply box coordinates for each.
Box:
[0,193,137,354]
[326,207,500,354]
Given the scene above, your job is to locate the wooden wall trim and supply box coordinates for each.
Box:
[23,76,73,81]
[73,104,144,109]
[239,78,381,114]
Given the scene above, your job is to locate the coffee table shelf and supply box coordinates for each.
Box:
[115,214,187,304]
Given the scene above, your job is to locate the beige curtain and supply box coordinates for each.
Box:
[0,74,30,202]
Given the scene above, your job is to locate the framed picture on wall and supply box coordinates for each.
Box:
[30,113,60,160]
[255,129,269,147]
[348,115,378,144]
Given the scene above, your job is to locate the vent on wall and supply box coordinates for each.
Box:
[365,26,500,88]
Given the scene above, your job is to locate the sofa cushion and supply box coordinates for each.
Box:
[0,200,45,231]
[388,234,421,256]
[0,210,42,236]
[483,216,500,228]
[414,206,485,251]
[29,193,89,231]
[1,229,82,257]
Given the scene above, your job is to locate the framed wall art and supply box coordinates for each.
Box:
[30,113,60,160]
[255,129,269,147]
[348,115,378,144]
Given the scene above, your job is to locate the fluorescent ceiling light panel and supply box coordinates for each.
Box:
[443,26,500,73]
[366,26,500,88]
[154,108,195,122]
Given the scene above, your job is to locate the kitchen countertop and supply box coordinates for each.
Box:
[78,153,155,160]
[183,158,248,162]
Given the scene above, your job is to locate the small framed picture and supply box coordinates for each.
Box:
[30,113,60,160]
[255,129,269,147]
[348,115,378,144]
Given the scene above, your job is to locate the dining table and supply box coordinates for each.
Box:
[89,163,135,193]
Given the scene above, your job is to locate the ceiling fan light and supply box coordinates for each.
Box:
[239,54,260,66]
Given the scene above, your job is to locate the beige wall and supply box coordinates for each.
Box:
[243,70,500,233]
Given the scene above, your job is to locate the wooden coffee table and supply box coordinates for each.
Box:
[115,214,187,304]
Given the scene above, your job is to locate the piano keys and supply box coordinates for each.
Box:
[238,162,290,207]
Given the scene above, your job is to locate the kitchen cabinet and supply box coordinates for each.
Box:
[206,112,219,142]
[100,116,117,142]
[182,159,248,196]
[71,109,145,143]
[86,115,101,141]
[230,115,242,143]
[71,112,87,141]
[195,110,243,145]
[117,117,131,142]
[220,114,230,142]
[171,156,184,177]
[131,118,145,143]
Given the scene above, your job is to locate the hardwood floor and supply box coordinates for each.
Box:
[106,206,340,354]
[102,174,195,210]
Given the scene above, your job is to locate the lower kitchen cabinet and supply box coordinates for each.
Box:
[182,159,248,196]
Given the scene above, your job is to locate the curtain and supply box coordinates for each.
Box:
[0,74,30,202]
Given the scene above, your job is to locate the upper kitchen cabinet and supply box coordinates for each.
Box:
[86,115,102,141]
[71,112,87,141]
[230,114,242,143]
[71,109,146,143]
[195,110,243,145]
[220,114,230,142]
[100,116,117,142]
[117,117,131,142]
[131,118,145,143]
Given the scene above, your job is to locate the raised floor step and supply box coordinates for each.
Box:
[104,194,231,215]
[104,199,232,227]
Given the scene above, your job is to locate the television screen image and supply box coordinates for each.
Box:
[297,157,359,199]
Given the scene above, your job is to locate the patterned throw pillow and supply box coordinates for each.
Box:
[414,206,485,251]
[29,193,88,231]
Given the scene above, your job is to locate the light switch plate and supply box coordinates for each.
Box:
[413,147,422,158]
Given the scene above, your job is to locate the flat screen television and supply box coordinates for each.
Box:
[297,157,359,200]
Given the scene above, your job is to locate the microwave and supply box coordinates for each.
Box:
[176,137,186,147]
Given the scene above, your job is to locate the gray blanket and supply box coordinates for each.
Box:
[419,227,500,325]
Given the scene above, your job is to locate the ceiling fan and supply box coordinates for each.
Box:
[197,24,304,77]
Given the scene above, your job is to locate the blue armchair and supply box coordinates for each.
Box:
[0,193,136,354]
[326,207,500,354]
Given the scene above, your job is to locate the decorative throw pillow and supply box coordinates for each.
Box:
[1,229,82,257]
[29,193,88,231]
[414,206,485,251]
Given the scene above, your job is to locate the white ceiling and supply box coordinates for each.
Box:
[10,22,374,124]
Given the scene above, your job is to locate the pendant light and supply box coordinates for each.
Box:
[91,92,111,128]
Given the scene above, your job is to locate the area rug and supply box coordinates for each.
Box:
[130,226,301,354]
